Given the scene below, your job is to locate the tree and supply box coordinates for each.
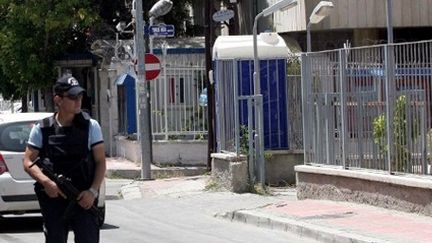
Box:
[0,0,99,110]
[0,0,206,110]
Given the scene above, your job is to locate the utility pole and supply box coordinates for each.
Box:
[386,0,394,44]
[135,0,152,179]
[205,0,215,169]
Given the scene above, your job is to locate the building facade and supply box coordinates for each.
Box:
[239,0,432,51]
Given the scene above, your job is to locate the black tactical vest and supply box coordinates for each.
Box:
[39,112,95,191]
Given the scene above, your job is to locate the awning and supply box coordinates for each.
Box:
[115,73,135,85]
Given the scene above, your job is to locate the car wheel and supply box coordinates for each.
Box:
[98,206,105,227]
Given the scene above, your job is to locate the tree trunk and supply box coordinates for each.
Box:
[44,88,54,112]
[228,2,240,35]
[21,96,28,112]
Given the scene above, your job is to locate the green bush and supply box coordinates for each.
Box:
[372,95,420,172]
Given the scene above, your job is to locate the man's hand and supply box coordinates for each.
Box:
[43,180,66,198]
[77,190,96,210]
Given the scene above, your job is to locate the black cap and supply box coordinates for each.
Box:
[54,75,85,96]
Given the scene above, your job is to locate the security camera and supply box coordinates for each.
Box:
[116,21,126,32]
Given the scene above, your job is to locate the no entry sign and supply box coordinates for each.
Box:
[144,53,161,80]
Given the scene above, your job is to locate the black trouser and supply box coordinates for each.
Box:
[35,187,99,243]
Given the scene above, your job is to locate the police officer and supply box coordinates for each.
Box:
[23,75,106,243]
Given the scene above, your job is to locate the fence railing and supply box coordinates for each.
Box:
[149,53,208,140]
[287,56,303,150]
[302,40,432,175]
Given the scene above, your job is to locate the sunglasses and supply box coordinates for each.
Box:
[57,94,82,100]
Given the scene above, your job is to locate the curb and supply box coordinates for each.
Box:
[152,167,208,179]
[119,184,142,200]
[106,169,140,179]
[107,166,208,180]
[215,210,388,243]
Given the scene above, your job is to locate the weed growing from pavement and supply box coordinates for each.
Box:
[203,171,211,176]
[106,172,130,179]
[204,179,223,191]
[154,173,170,179]
[251,183,272,196]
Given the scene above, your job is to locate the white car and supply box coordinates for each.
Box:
[0,112,106,226]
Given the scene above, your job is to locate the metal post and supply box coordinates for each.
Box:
[233,60,240,155]
[300,53,309,163]
[385,45,395,173]
[306,23,311,52]
[253,12,265,185]
[162,42,169,140]
[247,98,255,183]
[339,50,348,169]
[257,94,265,184]
[149,16,155,54]
[135,0,152,180]
[386,0,394,44]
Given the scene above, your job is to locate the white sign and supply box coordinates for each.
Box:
[212,9,235,22]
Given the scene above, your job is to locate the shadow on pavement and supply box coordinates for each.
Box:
[0,215,43,233]
[0,215,119,233]
[100,223,119,230]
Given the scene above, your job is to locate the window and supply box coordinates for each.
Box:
[0,121,35,152]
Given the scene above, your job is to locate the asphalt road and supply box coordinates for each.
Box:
[0,178,319,243]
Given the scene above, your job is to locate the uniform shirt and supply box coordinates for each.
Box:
[28,117,104,150]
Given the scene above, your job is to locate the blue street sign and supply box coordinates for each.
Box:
[149,24,175,37]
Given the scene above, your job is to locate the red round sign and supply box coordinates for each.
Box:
[144,53,161,80]
[133,54,161,80]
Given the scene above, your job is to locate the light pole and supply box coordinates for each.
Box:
[134,0,172,180]
[306,1,334,52]
[253,0,298,186]
[149,0,173,53]
[385,0,393,44]
[134,0,152,180]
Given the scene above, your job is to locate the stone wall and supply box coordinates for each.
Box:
[296,165,432,216]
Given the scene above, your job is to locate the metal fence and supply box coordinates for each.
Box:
[302,40,432,175]
[150,52,207,140]
[213,56,303,154]
[287,56,303,150]
[215,58,293,153]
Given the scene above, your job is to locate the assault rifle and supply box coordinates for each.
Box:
[30,157,103,222]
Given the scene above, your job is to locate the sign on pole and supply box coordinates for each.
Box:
[145,24,175,37]
[144,53,161,80]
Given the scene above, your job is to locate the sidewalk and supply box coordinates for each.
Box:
[107,158,432,243]
[218,199,432,243]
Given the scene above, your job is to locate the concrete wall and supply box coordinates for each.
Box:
[265,150,303,186]
[115,136,207,166]
[98,69,119,157]
[296,165,432,216]
[211,153,249,193]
